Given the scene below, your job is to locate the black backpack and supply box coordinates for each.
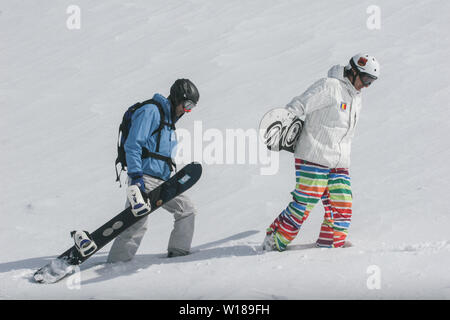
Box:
[115,99,176,186]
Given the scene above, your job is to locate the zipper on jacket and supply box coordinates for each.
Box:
[336,101,354,168]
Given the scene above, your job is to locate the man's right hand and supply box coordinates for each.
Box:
[130,175,146,194]
[127,184,151,217]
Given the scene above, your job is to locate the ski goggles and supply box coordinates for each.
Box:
[359,72,377,87]
[183,100,196,113]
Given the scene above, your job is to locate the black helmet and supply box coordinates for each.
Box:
[169,79,200,106]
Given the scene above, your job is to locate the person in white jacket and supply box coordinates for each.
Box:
[263,53,380,251]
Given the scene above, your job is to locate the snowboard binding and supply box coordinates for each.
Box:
[71,230,97,257]
[127,185,152,217]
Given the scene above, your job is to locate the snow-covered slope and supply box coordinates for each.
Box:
[1,0,449,299]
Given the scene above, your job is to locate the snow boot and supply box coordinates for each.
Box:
[262,229,276,251]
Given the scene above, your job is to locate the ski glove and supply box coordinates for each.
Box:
[130,175,146,194]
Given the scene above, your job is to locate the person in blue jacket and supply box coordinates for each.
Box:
[108,79,200,262]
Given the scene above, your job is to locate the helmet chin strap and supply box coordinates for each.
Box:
[168,95,181,122]
[344,67,357,87]
[350,67,359,86]
[168,95,177,108]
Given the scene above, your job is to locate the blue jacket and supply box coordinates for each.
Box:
[125,93,177,181]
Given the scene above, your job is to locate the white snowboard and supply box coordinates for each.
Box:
[259,108,303,153]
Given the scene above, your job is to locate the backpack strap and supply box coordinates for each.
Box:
[141,147,177,172]
[140,99,177,172]
[147,99,176,153]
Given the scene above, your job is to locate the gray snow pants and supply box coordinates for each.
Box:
[107,174,196,263]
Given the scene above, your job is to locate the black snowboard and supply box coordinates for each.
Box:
[33,162,202,284]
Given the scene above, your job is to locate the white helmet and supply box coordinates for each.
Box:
[346,53,380,86]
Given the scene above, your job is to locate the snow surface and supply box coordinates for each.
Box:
[1,0,450,299]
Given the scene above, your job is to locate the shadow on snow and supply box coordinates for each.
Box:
[0,230,259,284]
[0,230,323,285]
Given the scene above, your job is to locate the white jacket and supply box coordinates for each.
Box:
[286,65,362,168]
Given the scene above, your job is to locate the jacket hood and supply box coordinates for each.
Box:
[152,93,171,113]
[327,64,345,81]
[327,64,360,96]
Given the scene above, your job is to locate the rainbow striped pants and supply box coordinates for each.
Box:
[268,159,353,250]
